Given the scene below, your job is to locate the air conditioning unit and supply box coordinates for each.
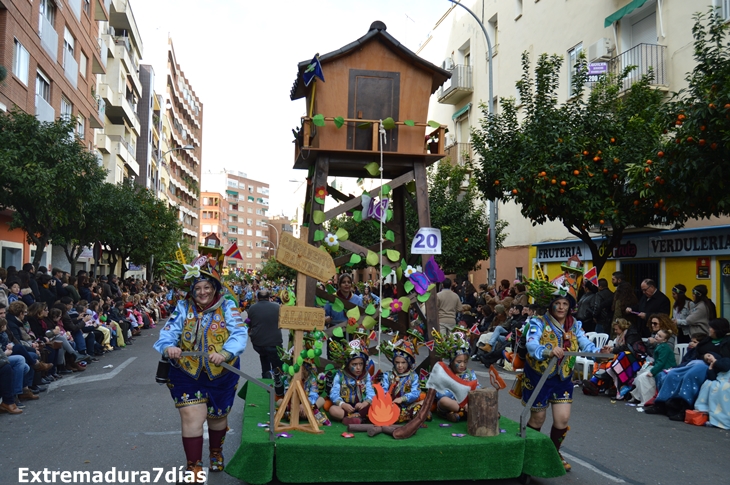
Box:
[587,38,612,62]
[442,57,455,70]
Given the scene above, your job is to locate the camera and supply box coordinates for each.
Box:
[45,330,54,339]
[155,357,171,384]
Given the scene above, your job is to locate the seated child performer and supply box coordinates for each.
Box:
[428,328,481,422]
[328,339,375,425]
[380,337,424,422]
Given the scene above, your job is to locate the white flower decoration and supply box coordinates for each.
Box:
[324,233,339,247]
[404,265,416,278]
[183,264,201,280]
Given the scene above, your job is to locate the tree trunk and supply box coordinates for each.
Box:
[63,243,82,276]
[467,388,499,437]
[31,236,48,267]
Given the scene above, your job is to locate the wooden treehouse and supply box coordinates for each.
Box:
[290,20,451,365]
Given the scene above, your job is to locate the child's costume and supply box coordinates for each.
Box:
[328,339,375,423]
[380,338,423,422]
[427,327,480,422]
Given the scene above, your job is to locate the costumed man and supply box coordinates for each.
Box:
[379,336,424,422]
[154,255,248,482]
[521,276,608,473]
[427,327,481,422]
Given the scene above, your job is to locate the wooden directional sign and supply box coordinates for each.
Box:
[277,232,336,282]
[279,306,325,331]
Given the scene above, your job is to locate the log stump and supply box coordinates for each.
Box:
[467,388,499,437]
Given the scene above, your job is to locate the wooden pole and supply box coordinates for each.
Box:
[467,388,499,437]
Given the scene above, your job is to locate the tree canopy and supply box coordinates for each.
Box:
[472,52,685,274]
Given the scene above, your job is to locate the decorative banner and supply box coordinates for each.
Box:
[583,266,598,286]
[411,228,442,255]
[361,193,389,223]
[225,242,243,260]
[469,324,481,335]
[302,54,325,86]
[419,368,430,380]
[423,340,435,351]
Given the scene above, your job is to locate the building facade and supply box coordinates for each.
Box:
[419,0,730,289]
[201,170,270,272]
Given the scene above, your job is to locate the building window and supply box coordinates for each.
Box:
[79,52,87,78]
[247,208,253,213]
[515,0,523,20]
[83,0,90,15]
[516,267,523,281]
[247,241,253,248]
[60,97,73,120]
[568,42,583,97]
[721,0,730,19]
[255,230,262,237]
[36,71,51,102]
[247,218,253,225]
[13,39,30,85]
[248,186,253,193]
[246,252,253,258]
[77,116,85,139]
[39,0,56,33]
[63,27,75,69]
[247,229,252,236]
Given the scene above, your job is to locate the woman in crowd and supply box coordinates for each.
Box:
[324,274,362,327]
[694,347,730,429]
[646,318,730,421]
[360,285,379,307]
[154,257,247,479]
[645,313,678,356]
[671,284,693,344]
[683,285,716,338]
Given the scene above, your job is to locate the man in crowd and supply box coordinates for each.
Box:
[591,278,614,334]
[437,278,461,334]
[247,288,282,379]
[630,278,671,337]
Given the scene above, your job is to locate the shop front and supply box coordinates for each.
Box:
[531,226,730,319]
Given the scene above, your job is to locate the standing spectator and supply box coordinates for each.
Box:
[21,263,40,300]
[513,284,529,307]
[51,268,68,299]
[37,274,57,308]
[65,275,81,303]
[671,283,693,344]
[497,279,511,300]
[100,276,113,302]
[613,282,638,337]
[575,281,598,332]
[108,274,123,299]
[437,278,462,334]
[591,278,614,334]
[247,288,282,379]
[628,279,670,338]
[684,284,717,337]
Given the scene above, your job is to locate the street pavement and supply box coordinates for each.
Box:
[1,325,728,485]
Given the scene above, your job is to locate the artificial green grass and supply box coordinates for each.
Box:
[227,381,565,484]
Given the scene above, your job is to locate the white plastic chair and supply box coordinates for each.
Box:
[674,343,689,365]
[576,333,609,380]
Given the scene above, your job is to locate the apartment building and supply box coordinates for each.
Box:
[0,0,110,269]
[135,64,163,193]
[420,0,730,301]
[266,215,294,260]
[199,190,228,248]
[164,39,203,246]
[202,171,270,271]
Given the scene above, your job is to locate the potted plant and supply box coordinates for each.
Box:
[427,134,439,154]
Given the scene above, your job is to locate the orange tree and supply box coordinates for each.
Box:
[472,52,683,274]
[631,11,730,218]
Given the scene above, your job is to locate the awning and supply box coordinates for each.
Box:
[226,189,238,196]
[452,102,472,121]
[605,0,647,27]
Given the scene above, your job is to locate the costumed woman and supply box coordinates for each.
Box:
[428,327,480,422]
[327,338,374,425]
[522,286,607,472]
[380,337,424,422]
[153,256,248,481]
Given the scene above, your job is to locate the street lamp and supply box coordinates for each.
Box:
[265,222,279,254]
[446,0,496,285]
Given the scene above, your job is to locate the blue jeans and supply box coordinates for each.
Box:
[71,330,87,353]
[488,327,509,347]
[8,355,30,396]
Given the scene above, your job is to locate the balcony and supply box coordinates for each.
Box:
[63,52,78,90]
[39,15,58,63]
[444,143,474,167]
[35,95,55,123]
[92,37,108,74]
[89,97,105,129]
[437,65,473,105]
[98,83,141,134]
[95,0,111,21]
[110,0,143,55]
[608,44,668,93]
[69,0,82,20]
[108,134,139,176]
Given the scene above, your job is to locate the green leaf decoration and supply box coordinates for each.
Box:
[381,297,393,308]
[282,363,289,373]
[288,366,296,376]
[382,265,392,277]
[381,184,391,195]
[335,227,349,241]
[366,250,379,266]
[312,114,326,127]
[364,162,380,176]
[396,266,403,280]
[400,259,407,271]
[333,116,345,128]
[362,316,377,330]
[297,356,304,365]
[333,327,344,338]
[325,364,336,372]
[406,181,416,193]
[404,120,415,127]
[427,120,441,128]
[417,292,431,303]
[353,210,362,222]
[385,230,395,242]
[332,298,344,312]
[386,249,400,262]
[357,122,371,130]
[314,197,325,205]
[313,230,325,242]
[382,117,396,130]
[346,321,358,334]
[313,210,325,224]
[399,297,411,312]
[326,284,337,294]
[307,349,315,359]
[427,283,436,292]
[371,220,381,230]
[386,209,393,222]
[380,308,391,319]
[315,296,329,307]
[404,280,414,294]
[349,253,362,265]
[365,303,376,316]
[346,306,361,320]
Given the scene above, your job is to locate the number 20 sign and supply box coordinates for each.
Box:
[411,228,442,255]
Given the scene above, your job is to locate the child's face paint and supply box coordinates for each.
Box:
[394,356,409,374]
[451,354,468,373]
[349,358,364,375]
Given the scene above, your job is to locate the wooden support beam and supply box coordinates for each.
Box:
[324,171,414,220]
[332,240,396,267]
[326,184,354,203]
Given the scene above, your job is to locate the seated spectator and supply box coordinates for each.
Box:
[629,329,677,405]
[0,339,24,414]
[645,318,730,421]
[0,318,36,405]
[644,313,678,356]
[694,351,730,429]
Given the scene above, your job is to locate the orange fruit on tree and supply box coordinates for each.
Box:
[559,188,565,194]
[612,174,618,180]
[593,156,601,162]
[675,120,683,126]
[634,200,640,206]
[644,167,650,173]
[687,136,694,143]
[599,219,605,224]
[610,138,616,143]
[602,168,609,174]
[588,173,594,177]
[551,179,557,184]
[700,125,706,131]
[711,143,718,150]
[657,151,664,158]
[709,103,716,109]
[583,150,589,156]
[573,170,580,176]
[560,180,567,186]
[494,180,500,185]
[646,159,653,165]
[699,139,706,146]
[512,189,518,194]
[613,158,620,164]
[725,104,730,109]
[678,114,686,120]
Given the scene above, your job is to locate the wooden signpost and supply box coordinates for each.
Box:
[273,228,332,434]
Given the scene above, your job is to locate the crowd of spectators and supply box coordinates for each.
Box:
[0,263,170,414]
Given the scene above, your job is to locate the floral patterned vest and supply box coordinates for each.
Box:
[176,300,236,380]
[526,315,579,380]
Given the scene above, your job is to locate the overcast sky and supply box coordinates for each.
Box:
[132,0,452,218]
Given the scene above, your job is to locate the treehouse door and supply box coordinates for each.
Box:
[347,69,400,152]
